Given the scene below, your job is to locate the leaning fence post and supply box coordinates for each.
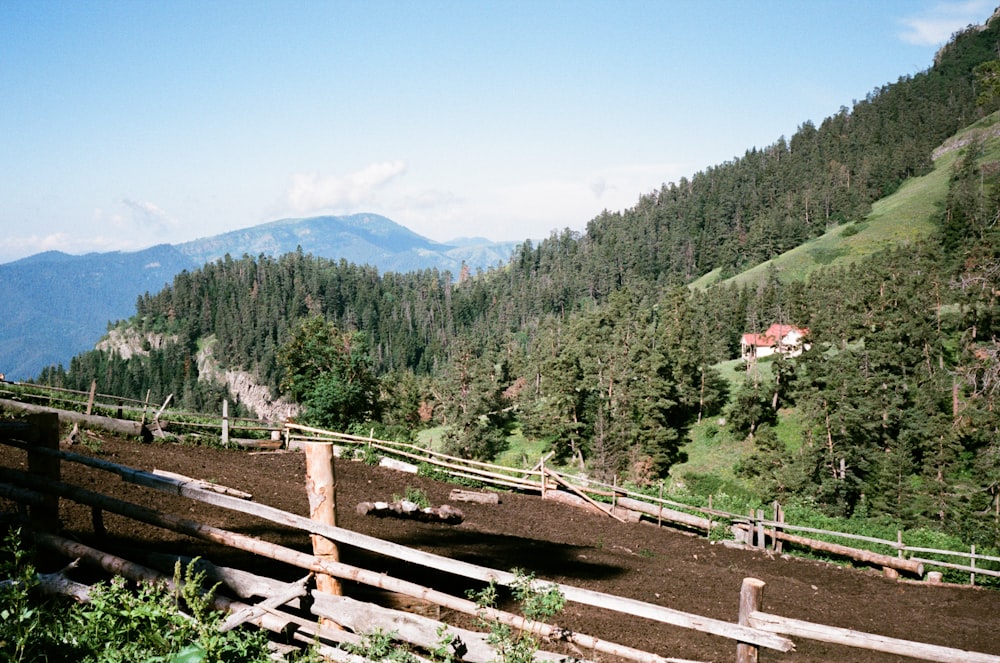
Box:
[26,412,60,532]
[85,380,97,416]
[737,577,766,663]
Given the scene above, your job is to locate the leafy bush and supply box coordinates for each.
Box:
[0,530,315,662]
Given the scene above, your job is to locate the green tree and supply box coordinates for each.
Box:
[277,316,381,430]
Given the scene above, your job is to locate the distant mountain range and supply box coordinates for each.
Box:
[0,214,520,380]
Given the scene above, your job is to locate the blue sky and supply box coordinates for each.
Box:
[0,0,995,263]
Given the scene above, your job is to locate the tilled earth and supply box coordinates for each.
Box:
[2,435,999,663]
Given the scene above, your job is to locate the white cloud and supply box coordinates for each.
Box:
[388,162,687,243]
[121,199,177,233]
[285,160,408,215]
[898,1,994,46]
[0,232,149,263]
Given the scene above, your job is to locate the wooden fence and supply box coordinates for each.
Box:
[285,424,1000,585]
[0,378,281,443]
[2,379,999,580]
[2,414,999,663]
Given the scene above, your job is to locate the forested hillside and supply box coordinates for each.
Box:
[36,17,1000,545]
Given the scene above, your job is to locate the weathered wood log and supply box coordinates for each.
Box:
[616,496,720,532]
[311,592,586,663]
[378,456,419,473]
[152,469,253,500]
[736,578,765,663]
[219,573,311,632]
[356,500,464,524]
[228,438,284,450]
[25,413,61,531]
[543,489,642,523]
[543,470,630,522]
[749,610,1000,663]
[0,398,152,442]
[138,551,298,602]
[449,489,499,504]
[734,524,924,576]
[0,560,89,603]
[304,442,342,600]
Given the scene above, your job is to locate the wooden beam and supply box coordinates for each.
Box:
[749,611,1000,663]
[544,468,628,522]
[0,398,151,442]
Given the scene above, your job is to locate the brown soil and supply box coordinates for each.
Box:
[3,436,999,663]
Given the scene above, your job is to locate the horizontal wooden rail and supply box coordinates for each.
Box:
[909,557,1000,578]
[749,611,1000,663]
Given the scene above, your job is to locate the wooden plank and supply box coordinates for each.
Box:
[543,489,642,522]
[26,413,60,532]
[152,469,253,500]
[749,611,1000,663]
[219,573,311,632]
[544,468,628,522]
[33,531,366,653]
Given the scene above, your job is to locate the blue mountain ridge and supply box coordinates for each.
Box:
[0,214,520,380]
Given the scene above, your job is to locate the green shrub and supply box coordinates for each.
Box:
[0,531,313,662]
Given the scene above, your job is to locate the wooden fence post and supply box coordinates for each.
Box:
[971,544,976,586]
[26,412,60,532]
[221,399,229,448]
[540,455,546,499]
[85,380,97,416]
[772,502,784,554]
[303,441,343,611]
[658,482,663,528]
[140,389,151,427]
[737,577,766,663]
[756,509,765,549]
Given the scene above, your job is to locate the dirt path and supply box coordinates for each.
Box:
[2,436,998,662]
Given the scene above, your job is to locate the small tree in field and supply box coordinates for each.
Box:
[278,316,381,430]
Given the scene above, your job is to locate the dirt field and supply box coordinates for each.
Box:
[2,435,999,663]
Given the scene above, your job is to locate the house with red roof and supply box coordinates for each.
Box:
[740,324,810,361]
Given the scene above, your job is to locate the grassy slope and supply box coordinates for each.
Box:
[691,112,1000,290]
[673,113,1000,489]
